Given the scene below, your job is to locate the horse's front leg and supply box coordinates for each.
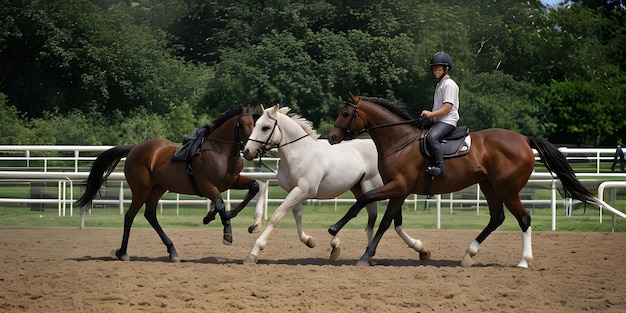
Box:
[203,176,259,224]
[244,188,307,264]
[328,195,373,236]
[329,180,409,236]
[223,176,259,219]
[358,197,407,266]
[200,186,234,245]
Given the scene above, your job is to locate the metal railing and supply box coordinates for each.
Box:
[0,145,625,231]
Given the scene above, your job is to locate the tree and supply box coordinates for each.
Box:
[547,80,624,146]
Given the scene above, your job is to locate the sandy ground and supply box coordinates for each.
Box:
[0,226,625,312]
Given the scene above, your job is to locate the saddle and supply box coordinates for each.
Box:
[420,126,471,159]
[172,127,208,197]
[420,126,471,196]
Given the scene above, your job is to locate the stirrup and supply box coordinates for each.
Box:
[426,166,442,176]
[426,162,446,177]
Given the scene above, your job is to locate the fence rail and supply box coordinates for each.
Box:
[0,145,625,231]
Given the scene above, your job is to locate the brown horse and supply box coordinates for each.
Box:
[327,93,596,268]
[76,104,258,262]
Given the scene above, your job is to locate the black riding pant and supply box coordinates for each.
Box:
[425,122,455,164]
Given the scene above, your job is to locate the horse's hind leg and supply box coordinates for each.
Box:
[143,187,180,262]
[116,199,144,261]
[248,180,268,233]
[391,208,430,260]
[504,196,533,268]
[293,202,316,248]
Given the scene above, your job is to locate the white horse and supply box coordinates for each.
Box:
[241,104,429,264]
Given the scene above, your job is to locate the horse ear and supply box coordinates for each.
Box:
[272,104,279,111]
[348,91,360,104]
[259,104,265,111]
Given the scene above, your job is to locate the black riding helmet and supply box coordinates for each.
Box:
[429,51,452,82]
[429,51,452,70]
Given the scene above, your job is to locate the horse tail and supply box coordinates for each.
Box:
[528,137,595,203]
[76,146,134,209]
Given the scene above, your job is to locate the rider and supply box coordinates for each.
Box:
[421,51,459,177]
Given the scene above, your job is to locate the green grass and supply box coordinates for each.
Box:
[1,199,623,232]
[1,162,625,232]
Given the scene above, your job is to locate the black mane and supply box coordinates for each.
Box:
[362,97,415,121]
[201,105,245,136]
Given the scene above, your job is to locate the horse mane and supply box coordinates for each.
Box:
[278,107,320,139]
[362,97,415,121]
[201,105,244,136]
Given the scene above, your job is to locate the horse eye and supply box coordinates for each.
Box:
[262,126,271,131]
[342,112,349,118]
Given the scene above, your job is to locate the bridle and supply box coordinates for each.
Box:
[332,98,367,140]
[333,97,423,140]
[201,108,252,157]
[247,115,309,158]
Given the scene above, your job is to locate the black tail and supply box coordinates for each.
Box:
[76,146,133,208]
[528,137,595,203]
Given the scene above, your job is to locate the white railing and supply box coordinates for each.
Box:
[0,145,625,231]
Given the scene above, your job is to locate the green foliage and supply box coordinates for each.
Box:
[0,0,625,146]
[463,72,553,136]
[548,80,625,145]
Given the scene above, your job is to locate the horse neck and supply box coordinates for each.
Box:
[204,117,242,156]
[361,103,418,153]
[275,113,315,159]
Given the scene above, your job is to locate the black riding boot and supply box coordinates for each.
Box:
[426,146,446,177]
[426,161,446,177]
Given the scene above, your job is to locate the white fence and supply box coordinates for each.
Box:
[0,145,625,231]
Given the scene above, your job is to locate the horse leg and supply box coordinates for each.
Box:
[143,188,180,262]
[504,197,533,268]
[293,202,316,248]
[328,189,381,236]
[392,208,430,260]
[224,177,260,219]
[461,181,506,267]
[248,180,268,233]
[115,199,143,261]
[203,178,259,224]
[357,197,406,266]
[212,197,233,245]
[244,190,306,264]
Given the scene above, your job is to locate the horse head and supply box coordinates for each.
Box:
[328,92,366,145]
[237,103,255,147]
[243,104,282,160]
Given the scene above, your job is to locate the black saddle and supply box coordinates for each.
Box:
[420,126,471,159]
[172,127,208,197]
[173,127,207,167]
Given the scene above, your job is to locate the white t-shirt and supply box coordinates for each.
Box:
[432,77,459,126]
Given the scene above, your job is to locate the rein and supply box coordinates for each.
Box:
[335,98,426,159]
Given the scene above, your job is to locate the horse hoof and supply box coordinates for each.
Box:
[113,249,130,261]
[329,247,341,261]
[170,256,181,263]
[328,225,339,236]
[516,257,531,268]
[305,236,316,248]
[243,254,258,264]
[419,249,431,260]
[203,209,217,225]
[356,259,372,267]
[248,224,261,233]
[223,233,233,245]
[460,253,474,267]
